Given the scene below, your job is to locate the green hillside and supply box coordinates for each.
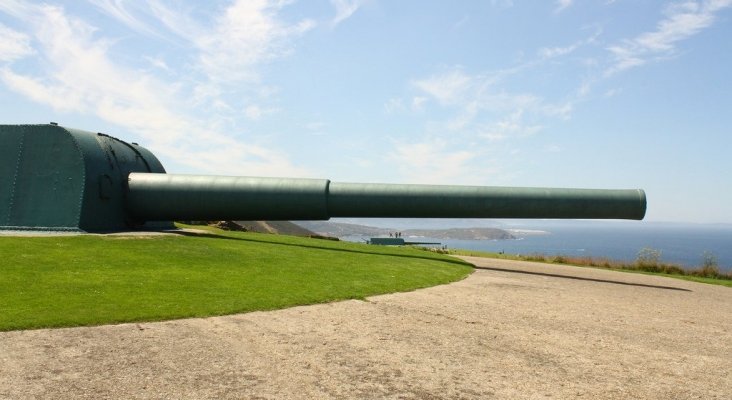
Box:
[0,227,472,331]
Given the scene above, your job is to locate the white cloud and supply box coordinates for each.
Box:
[543,102,573,120]
[413,68,542,115]
[244,104,277,120]
[195,0,316,84]
[410,67,556,140]
[0,0,33,19]
[304,121,327,136]
[388,139,479,184]
[144,55,170,71]
[538,28,601,61]
[330,0,363,27]
[606,0,732,75]
[384,97,405,114]
[0,3,308,177]
[490,0,514,9]
[86,0,167,40]
[245,105,264,120]
[604,87,622,97]
[1,68,81,111]
[408,30,601,132]
[411,96,428,112]
[384,96,430,114]
[3,4,187,140]
[577,80,592,97]
[445,103,479,131]
[555,0,573,13]
[538,43,579,59]
[86,0,316,86]
[193,0,315,83]
[478,110,542,141]
[412,69,474,106]
[453,15,469,29]
[146,0,203,41]
[0,23,34,62]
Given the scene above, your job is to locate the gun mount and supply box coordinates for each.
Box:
[0,124,646,232]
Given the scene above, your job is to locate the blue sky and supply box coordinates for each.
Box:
[1,1,730,223]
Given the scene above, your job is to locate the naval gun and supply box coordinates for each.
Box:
[0,124,646,232]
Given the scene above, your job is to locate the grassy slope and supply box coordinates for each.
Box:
[447,248,732,287]
[0,229,472,331]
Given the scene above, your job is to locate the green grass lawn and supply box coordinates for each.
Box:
[0,229,472,331]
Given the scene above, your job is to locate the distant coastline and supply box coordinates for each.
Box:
[294,220,732,271]
[295,221,515,240]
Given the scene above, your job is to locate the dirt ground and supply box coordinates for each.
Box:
[1,256,731,399]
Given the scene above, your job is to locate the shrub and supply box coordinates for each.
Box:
[552,255,568,264]
[636,247,662,268]
[524,253,547,262]
[660,265,686,275]
[692,251,720,278]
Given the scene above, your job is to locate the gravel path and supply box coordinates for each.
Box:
[1,256,730,399]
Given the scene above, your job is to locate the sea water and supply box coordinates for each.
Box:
[439,224,732,271]
[340,220,732,272]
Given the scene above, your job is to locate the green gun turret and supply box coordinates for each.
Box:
[0,124,646,232]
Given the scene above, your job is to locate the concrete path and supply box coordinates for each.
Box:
[1,256,731,399]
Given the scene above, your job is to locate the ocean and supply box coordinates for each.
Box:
[337,220,732,272]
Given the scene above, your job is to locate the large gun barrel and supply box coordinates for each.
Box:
[0,124,646,232]
[127,173,646,221]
